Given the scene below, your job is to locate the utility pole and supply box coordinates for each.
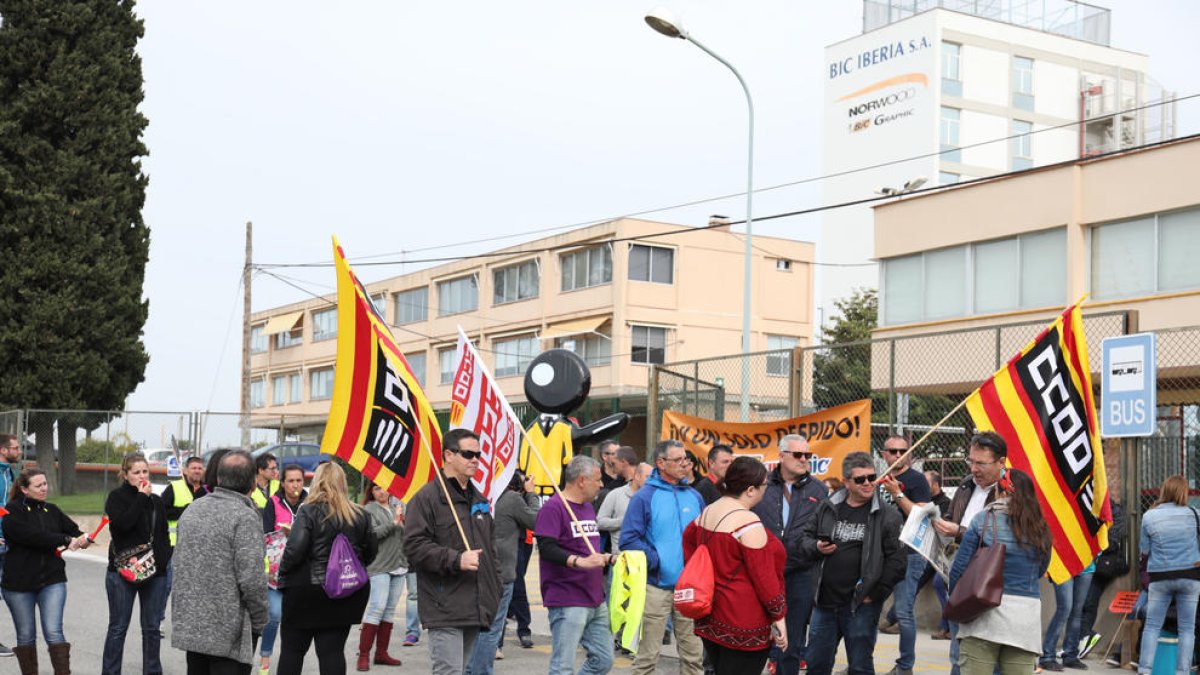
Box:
[240,221,252,448]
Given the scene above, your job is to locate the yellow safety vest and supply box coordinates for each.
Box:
[518,421,573,496]
[251,480,280,510]
[167,479,195,546]
[610,550,648,654]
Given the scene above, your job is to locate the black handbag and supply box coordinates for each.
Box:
[943,510,1005,624]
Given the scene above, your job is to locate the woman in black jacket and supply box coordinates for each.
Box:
[277,461,377,674]
[101,452,172,675]
[2,469,91,674]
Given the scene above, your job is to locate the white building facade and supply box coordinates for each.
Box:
[818,0,1173,327]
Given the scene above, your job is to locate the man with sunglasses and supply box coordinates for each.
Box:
[931,431,1007,675]
[876,435,932,675]
[751,433,828,675]
[404,429,503,675]
[799,451,906,675]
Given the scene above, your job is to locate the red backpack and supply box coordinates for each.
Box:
[674,509,745,619]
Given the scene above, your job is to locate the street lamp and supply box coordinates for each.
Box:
[645,7,756,421]
[875,176,928,197]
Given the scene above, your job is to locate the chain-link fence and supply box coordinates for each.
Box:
[651,310,1200,527]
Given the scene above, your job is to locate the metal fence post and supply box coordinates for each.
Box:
[888,339,897,433]
[647,365,659,456]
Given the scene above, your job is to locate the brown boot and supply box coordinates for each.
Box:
[48,642,71,674]
[374,622,403,666]
[12,644,37,675]
[357,623,378,671]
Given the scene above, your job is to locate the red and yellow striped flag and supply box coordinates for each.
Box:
[319,238,442,502]
[965,302,1110,583]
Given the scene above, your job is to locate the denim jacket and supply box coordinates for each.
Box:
[1140,504,1200,573]
[949,502,1049,599]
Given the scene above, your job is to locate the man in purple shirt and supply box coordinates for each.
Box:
[535,455,613,675]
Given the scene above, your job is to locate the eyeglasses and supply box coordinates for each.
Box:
[964,459,997,468]
[882,447,906,455]
[849,474,878,485]
[781,451,812,459]
[602,451,616,456]
[450,448,483,460]
[661,456,688,465]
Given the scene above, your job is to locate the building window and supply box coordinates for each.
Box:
[560,244,612,292]
[250,379,265,409]
[1011,119,1033,170]
[288,372,301,403]
[309,367,334,401]
[494,334,539,378]
[275,327,303,350]
[767,335,799,377]
[437,275,478,316]
[1092,208,1200,300]
[631,325,667,365]
[942,42,962,96]
[250,324,267,354]
[394,287,428,325]
[556,333,611,368]
[940,107,961,163]
[882,228,1066,325]
[1012,56,1034,111]
[405,351,427,388]
[939,172,960,185]
[493,260,539,305]
[776,258,792,271]
[271,375,287,406]
[370,293,387,320]
[628,244,674,284]
[312,307,337,342]
[439,347,456,385]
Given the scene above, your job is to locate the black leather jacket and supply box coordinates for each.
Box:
[798,489,906,611]
[277,502,377,588]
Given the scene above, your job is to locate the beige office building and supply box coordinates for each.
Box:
[247,217,814,446]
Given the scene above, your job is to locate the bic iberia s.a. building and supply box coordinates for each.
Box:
[246,218,814,446]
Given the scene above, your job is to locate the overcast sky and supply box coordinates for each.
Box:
[125,1,1200,446]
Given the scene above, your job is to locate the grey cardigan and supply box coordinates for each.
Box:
[493,490,540,582]
[364,501,408,575]
[170,488,268,664]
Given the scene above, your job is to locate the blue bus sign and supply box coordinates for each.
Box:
[1100,333,1156,437]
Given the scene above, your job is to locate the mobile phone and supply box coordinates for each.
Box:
[817,534,832,544]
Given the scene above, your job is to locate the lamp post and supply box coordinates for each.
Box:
[645,8,755,421]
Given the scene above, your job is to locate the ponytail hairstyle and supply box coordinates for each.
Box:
[1005,468,1052,557]
[118,452,148,483]
[10,468,45,502]
[718,456,768,497]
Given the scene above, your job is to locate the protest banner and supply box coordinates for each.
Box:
[661,399,871,477]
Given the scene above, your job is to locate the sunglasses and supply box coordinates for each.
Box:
[450,448,482,460]
[849,473,878,485]
[781,451,813,459]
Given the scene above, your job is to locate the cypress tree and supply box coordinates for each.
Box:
[0,0,151,492]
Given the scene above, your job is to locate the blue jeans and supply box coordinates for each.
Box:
[893,552,926,670]
[806,602,883,675]
[775,569,816,675]
[102,570,170,675]
[363,572,404,624]
[888,561,948,632]
[1042,574,1092,662]
[405,571,420,637]
[3,582,67,646]
[1138,578,1200,675]
[260,587,283,657]
[547,603,614,675]
[465,581,514,675]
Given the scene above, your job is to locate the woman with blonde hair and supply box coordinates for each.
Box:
[1137,474,1199,675]
[277,461,378,674]
[102,452,171,675]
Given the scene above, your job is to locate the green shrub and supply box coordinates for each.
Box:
[76,438,139,464]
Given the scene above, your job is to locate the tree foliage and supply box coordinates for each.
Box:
[0,0,151,491]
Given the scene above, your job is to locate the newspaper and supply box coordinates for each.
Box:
[898,502,954,581]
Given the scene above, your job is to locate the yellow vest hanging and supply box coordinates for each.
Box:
[610,550,648,654]
[518,421,574,496]
[166,479,194,546]
[251,479,280,510]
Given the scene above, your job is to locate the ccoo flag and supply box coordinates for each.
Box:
[449,327,522,509]
[319,238,442,503]
[965,301,1110,583]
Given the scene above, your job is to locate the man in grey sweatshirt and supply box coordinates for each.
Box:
[171,450,269,670]
[596,462,652,556]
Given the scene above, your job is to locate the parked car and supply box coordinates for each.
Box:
[252,442,326,473]
[143,448,179,467]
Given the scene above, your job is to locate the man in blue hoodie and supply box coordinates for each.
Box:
[619,439,705,675]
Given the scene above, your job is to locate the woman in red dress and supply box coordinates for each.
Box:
[683,456,788,675]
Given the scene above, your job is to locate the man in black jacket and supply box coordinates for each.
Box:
[752,433,828,675]
[799,451,906,675]
[691,444,733,506]
[404,429,503,675]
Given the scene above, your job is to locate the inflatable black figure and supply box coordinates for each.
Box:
[517,348,629,496]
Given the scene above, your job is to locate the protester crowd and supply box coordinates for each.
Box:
[0,429,1196,675]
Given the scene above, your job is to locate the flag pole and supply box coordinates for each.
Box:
[879,396,971,480]
[416,432,473,551]
[457,329,598,556]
